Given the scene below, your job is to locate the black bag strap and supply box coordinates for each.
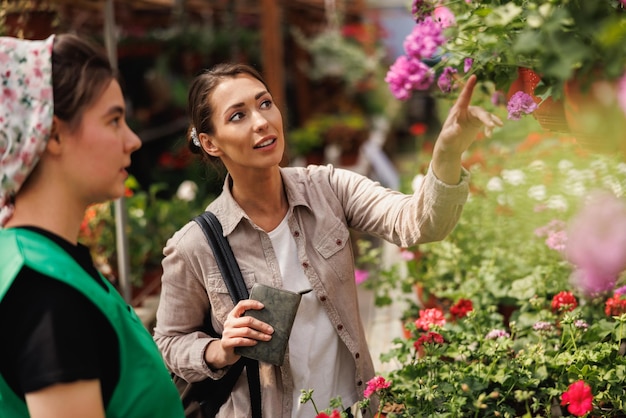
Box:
[193,211,262,418]
[194,211,249,303]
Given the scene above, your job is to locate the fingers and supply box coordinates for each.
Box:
[468,106,503,137]
[454,74,478,111]
[222,300,274,345]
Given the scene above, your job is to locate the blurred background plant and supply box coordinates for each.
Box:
[79,176,212,303]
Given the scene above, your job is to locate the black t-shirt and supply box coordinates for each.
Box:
[0,227,120,406]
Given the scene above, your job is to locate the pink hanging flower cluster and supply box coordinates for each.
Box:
[385,0,451,100]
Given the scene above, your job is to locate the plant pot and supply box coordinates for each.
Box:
[414,283,450,310]
[510,68,570,133]
[563,76,626,156]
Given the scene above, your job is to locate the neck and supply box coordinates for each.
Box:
[5,184,86,244]
[230,167,288,231]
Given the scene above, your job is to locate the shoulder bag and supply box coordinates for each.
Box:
[172,211,262,418]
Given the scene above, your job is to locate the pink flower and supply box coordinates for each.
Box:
[399,249,416,261]
[561,380,593,417]
[433,6,456,29]
[354,269,370,285]
[485,329,510,339]
[415,308,446,331]
[364,376,392,398]
[385,55,434,100]
[437,66,458,93]
[566,191,626,296]
[506,91,537,120]
[403,17,446,61]
[463,57,474,73]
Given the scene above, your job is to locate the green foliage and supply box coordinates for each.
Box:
[79,176,213,288]
[438,0,626,98]
[288,113,368,157]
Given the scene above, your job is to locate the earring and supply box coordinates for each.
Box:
[191,127,201,147]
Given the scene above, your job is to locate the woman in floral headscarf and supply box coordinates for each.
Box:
[0,34,184,418]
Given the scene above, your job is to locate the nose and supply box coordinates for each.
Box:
[126,126,142,152]
[252,110,269,132]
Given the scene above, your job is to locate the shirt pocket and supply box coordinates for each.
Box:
[205,268,257,322]
[314,218,352,282]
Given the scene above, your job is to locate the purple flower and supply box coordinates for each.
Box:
[437,66,458,93]
[506,91,538,120]
[533,321,553,331]
[403,17,446,61]
[485,329,510,339]
[463,58,473,73]
[615,286,626,296]
[491,90,506,106]
[566,191,626,296]
[574,320,589,330]
[385,55,435,100]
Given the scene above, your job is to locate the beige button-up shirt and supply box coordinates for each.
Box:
[153,163,469,417]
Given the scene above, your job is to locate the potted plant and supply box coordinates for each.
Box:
[288,113,369,165]
[386,0,626,153]
[79,176,213,306]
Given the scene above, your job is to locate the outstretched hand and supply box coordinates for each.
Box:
[431,75,503,184]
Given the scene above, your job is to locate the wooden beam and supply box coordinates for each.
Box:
[260,0,284,114]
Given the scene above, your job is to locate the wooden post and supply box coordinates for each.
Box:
[260,0,287,164]
[260,0,284,115]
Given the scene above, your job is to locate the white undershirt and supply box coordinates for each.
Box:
[267,216,357,418]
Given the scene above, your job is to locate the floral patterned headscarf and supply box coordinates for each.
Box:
[0,35,55,226]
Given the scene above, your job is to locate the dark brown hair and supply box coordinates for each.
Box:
[51,34,115,131]
[186,63,269,162]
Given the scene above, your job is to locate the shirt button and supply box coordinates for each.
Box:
[294,231,300,237]
[355,353,360,359]
[302,262,309,268]
[337,324,344,331]
[320,296,327,302]
[357,380,363,386]
[336,239,342,245]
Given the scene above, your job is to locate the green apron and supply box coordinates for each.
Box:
[0,228,184,418]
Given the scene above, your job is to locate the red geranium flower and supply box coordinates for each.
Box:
[604,293,626,316]
[414,331,444,350]
[450,298,473,319]
[316,410,342,418]
[561,380,593,417]
[551,291,578,313]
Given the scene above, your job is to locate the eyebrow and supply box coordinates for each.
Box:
[223,91,269,116]
[104,105,125,117]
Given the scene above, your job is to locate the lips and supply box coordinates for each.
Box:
[254,137,276,148]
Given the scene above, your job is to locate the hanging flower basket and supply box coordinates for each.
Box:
[563,74,626,157]
[509,68,570,134]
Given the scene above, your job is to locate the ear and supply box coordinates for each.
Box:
[199,133,223,157]
[45,117,63,155]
